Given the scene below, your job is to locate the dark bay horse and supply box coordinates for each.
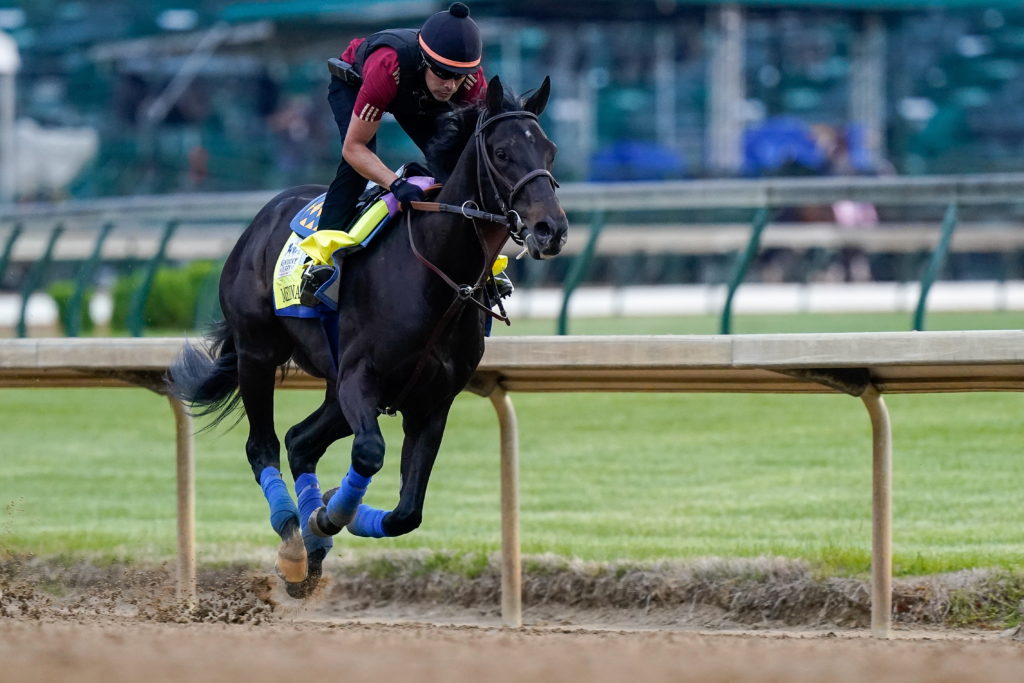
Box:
[166,76,568,597]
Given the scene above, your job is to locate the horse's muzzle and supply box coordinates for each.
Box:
[525,218,569,259]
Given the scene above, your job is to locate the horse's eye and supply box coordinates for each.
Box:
[495,148,508,161]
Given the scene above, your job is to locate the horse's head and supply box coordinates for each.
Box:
[474,76,568,259]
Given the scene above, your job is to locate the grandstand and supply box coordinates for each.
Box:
[2,1,1023,320]
[5,1,1024,196]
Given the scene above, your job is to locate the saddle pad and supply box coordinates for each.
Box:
[288,193,326,238]
[272,232,318,318]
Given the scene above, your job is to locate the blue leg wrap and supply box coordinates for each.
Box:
[295,473,334,555]
[326,466,372,525]
[259,466,299,537]
[347,504,390,538]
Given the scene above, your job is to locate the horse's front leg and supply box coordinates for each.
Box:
[346,402,451,538]
[309,362,387,536]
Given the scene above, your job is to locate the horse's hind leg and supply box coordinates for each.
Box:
[238,353,306,584]
[281,392,352,598]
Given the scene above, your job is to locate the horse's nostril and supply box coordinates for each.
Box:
[533,221,552,239]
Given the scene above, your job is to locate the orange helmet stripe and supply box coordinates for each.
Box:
[417,34,480,69]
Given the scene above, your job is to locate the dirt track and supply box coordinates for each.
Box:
[3,617,1024,683]
[2,559,1023,682]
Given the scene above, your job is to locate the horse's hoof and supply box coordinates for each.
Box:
[308,506,343,537]
[322,487,339,506]
[276,529,307,584]
[284,548,326,599]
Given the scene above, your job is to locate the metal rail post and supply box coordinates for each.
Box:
[66,221,114,336]
[557,210,605,335]
[861,385,892,638]
[0,222,21,284]
[168,395,196,606]
[489,386,522,627]
[720,207,770,334]
[129,219,178,337]
[17,224,63,337]
[913,203,958,331]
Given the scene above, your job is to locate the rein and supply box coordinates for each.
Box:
[406,109,558,312]
[381,108,558,415]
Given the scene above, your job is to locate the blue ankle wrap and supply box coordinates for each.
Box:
[259,466,299,536]
[327,466,372,522]
[347,504,389,538]
[295,472,334,555]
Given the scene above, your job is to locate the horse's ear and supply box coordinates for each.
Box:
[523,76,551,117]
[486,76,504,115]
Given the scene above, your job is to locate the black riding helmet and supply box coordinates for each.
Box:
[418,2,482,76]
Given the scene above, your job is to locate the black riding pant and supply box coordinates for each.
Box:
[319,78,373,232]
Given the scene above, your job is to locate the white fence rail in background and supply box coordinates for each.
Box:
[2,173,1022,329]
[4,173,1024,225]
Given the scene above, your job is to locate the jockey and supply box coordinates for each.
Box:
[303,2,513,302]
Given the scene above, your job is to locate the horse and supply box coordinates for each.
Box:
[165,75,568,598]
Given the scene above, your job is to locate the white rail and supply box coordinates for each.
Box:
[3,173,1024,227]
[2,332,1024,636]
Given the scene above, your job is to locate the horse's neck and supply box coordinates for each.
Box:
[420,148,507,273]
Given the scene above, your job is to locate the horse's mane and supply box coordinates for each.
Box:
[425,84,527,183]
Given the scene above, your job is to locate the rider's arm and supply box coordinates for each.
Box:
[341,46,402,189]
[342,116,399,189]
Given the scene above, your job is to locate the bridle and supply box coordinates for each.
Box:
[473,109,559,245]
[383,108,559,415]
[410,109,559,244]
[405,108,559,316]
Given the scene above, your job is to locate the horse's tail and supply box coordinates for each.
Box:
[165,320,244,430]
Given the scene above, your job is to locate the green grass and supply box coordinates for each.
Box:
[3,311,1022,575]
[2,386,1022,577]
[494,310,1024,336]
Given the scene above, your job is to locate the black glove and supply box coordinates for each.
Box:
[390,177,426,209]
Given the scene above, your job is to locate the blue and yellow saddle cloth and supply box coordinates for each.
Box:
[273,177,435,317]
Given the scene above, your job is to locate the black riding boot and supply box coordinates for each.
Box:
[491,271,515,299]
[299,265,335,307]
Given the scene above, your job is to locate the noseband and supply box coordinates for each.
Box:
[473,110,559,243]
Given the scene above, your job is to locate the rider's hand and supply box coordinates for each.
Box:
[389,178,426,209]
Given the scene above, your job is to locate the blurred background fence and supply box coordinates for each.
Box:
[2,172,1022,336]
[1,1,1023,335]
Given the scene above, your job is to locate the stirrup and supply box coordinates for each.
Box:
[491,271,515,299]
[299,264,334,307]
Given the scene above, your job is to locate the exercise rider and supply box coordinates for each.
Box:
[302,2,513,301]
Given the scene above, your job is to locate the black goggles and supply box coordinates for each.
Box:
[424,61,467,82]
